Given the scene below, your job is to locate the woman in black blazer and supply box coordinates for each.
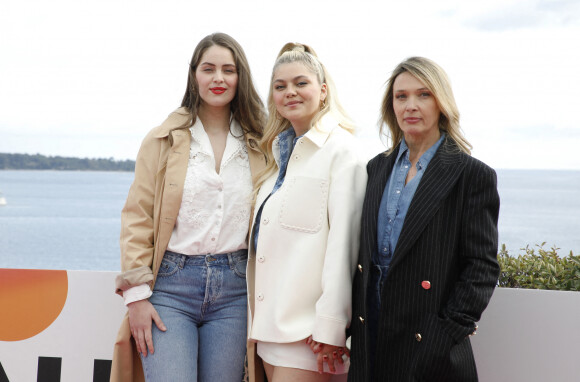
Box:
[348,57,500,382]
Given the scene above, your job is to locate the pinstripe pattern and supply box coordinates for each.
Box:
[348,138,500,382]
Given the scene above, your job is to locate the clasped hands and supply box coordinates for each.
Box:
[305,335,350,374]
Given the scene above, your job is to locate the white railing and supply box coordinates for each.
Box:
[0,270,577,381]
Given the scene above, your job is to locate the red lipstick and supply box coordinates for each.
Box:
[210,87,226,94]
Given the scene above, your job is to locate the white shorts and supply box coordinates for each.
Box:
[257,339,349,375]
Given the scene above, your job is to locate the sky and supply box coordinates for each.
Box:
[1,0,579,169]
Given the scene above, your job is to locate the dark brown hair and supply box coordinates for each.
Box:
[181,32,265,140]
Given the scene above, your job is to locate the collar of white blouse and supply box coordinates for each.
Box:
[189,117,246,171]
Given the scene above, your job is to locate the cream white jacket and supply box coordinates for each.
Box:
[247,117,368,347]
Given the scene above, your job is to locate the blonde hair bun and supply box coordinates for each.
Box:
[277,43,318,58]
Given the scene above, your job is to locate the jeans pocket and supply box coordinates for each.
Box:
[157,254,180,277]
[232,257,247,279]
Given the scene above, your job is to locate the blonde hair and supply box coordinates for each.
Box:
[255,42,354,193]
[380,56,472,154]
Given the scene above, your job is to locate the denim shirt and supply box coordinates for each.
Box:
[375,132,446,269]
[367,132,445,366]
[252,128,299,250]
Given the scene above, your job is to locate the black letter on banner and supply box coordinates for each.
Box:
[0,361,9,382]
[37,357,61,382]
[93,359,112,382]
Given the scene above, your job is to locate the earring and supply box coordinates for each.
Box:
[320,99,326,110]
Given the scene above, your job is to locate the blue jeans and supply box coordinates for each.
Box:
[140,250,248,382]
[367,263,389,381]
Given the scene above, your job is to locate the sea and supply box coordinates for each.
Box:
[0,169,579,271]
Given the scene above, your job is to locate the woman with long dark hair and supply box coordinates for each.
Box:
[110,32,266,382]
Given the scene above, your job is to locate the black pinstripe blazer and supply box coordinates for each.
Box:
[348,138,500,382]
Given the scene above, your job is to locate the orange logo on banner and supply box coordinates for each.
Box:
[0,269,68,341]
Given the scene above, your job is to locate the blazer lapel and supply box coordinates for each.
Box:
[363,148,398,263]
[389,139,466,268]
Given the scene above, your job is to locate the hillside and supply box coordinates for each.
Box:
[0,153,135,171]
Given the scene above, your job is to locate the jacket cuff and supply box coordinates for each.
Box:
[439,316,475,343]
[312,315,347,347]
[115,266,154,296]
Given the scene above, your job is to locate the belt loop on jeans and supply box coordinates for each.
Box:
[178,253,186,269]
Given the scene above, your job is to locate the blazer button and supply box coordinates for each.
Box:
[421,280,431,290]
[258,255,265,263]
[358,316,365,324]
[415,333,422,342]
[357,264,363,273]
[257,293,264,301]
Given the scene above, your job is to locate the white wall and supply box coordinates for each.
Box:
[472,287,580,382]
[1,271,578,381]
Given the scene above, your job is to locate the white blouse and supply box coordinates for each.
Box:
[123,117,253,305]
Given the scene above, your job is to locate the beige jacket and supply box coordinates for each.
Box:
[247,117,367,349]
[110,107,264,382]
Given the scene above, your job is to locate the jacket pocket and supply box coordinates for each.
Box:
[279,176,328,233]
[410,315,466,382]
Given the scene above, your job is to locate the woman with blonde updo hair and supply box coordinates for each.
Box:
[246,43,367,382]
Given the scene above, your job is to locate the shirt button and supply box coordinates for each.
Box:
[218,187,223,192]
[396,190,401,194]
[258,255,265,263]
[263,217,269,225]
[257,293,264,301]
[293,154,300,160]
[383,247,388,253]
[218,204,222,209]
[211,237,216,241]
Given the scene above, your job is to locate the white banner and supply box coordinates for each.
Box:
[0,269,125,382]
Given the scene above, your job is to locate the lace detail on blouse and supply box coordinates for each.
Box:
[167,118,253,255]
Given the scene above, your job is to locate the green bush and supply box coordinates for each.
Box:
[498,243,580,291]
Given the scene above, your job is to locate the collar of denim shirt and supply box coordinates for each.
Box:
[396,131,446,171]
